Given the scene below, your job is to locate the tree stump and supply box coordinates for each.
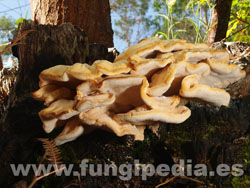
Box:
[0,20,88,186]
[0,21,249,187]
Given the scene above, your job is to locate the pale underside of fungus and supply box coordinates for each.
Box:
[32,37,246,145]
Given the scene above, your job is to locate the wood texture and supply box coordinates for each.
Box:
[30,0,114,47]
[0,21,89,186]
[14,21,88,98]
[0,20,116,126]
[0,20,88,128]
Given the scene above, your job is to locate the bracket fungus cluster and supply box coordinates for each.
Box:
[32,37,245,145]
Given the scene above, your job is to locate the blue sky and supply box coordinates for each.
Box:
[0,0,130,52]
[0,0,30,18]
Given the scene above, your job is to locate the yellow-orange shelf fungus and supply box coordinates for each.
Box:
[33,37,246,145]
[180,74,231,106]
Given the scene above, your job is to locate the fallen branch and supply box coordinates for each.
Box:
[0,30,35,55]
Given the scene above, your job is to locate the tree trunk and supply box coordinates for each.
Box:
[0,55,2,70]
[30,0,114,47]
[0,20,88,126]
[208,0,233,44]
[0,21,89,186]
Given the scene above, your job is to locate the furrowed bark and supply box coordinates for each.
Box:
[30,0,114,47]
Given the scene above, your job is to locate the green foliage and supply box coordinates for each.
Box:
[0,16,15,39]
[0,11,29,42]
[15,17,24,26]
[185,0,215,43]
[0,12,30,56]
[0,16,16,55]
[227,0,250,42]
[155,0,215,43]
[15,11,29,27]
[153,0,193,41]
[155,0,182,40]
[231,140,250,188]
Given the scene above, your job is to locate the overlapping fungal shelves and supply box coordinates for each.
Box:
[32,37,246,145]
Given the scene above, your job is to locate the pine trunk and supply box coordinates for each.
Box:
[30,0,114,47]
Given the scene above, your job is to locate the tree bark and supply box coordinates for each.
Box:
[13,21,88,99]
[0,21,89,186]
[0,55,2,70]
[30,0,114,47]
[208,0,233,44]
[0,20,89,126]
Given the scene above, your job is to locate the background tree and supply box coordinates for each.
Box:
[0,16,15,40]
[208,0,233,44]
[0,16,15,53]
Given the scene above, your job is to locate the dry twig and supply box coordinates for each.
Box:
[0,30,35,55]
[27,138,65,188]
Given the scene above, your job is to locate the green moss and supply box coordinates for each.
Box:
[58,144,81,164]
[231,140,250,188]
[232,175,250,188]
[242,141,250,165]
[40,176,55,188]
[131,130,156,160]
[163,124,192,154]
[202,125,218,139]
